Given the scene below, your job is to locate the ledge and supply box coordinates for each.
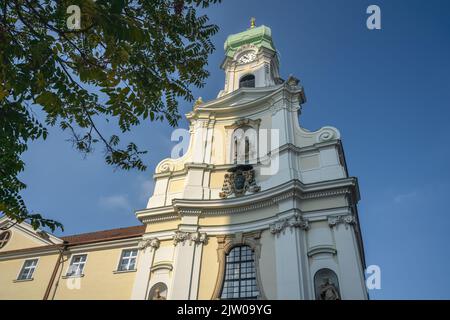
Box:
[62,274,85,279]
[307,245,337,257]
[137,177,359,223]
[113,269,137,274]
[151,262,173,272]
[13,278,33,283]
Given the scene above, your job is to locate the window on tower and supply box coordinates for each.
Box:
[220,245,259,299]
[231,126,257,164]
[239,74,255,88]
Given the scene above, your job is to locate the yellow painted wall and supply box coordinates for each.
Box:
[209,171,226,189]
[259,230,277,299]
[0,253,59,300]
[198,236,219,300]
[145,220,180,233]
[52,246,138,300]
[168,178,186,193]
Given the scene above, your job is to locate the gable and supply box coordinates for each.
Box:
[0,217,63,253]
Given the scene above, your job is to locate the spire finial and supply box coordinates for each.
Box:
[193,96,203,110]
[250,17,256,29]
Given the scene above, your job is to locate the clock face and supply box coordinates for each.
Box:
[238,51,256,64]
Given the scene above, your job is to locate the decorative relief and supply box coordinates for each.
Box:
[318,129,337,142]
[271,96,301,115]
[270,214,310,235]
[225,118,261,130]
[290,214,310,230]
[138,238,160,251]
[173,231,190,246]
[219,165,261,199]
[328,215,356,228]
[190,232,208,245]
[173,231,207,246]
[269,219,289,235]
[284,75,300,91]
[158,160,174,173]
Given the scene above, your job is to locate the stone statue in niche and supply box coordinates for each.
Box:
[219,165,260,198]
[314,268,341,300]
[152,288,166,300]
[319,278,340,300]
[149,282,168,300]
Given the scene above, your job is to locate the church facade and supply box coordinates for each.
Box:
[0,23,368,300]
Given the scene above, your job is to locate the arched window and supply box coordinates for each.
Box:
[0,231,11,249]
[244,137,250,164]
[220,245,259,299]
[314,268,341,300]
[239,74,255,88]
[231,126,257,165]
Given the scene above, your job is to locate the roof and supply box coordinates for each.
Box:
[224,25,276,57]
[61,225,146,245]
[0,225,146,257]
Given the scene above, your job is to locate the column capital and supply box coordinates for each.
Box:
[138,238,160,251]
[270,214,309,235]
[328,215,356,228]
[173,231,208,246]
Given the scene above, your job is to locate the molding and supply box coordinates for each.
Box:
[66,237,141,253]
[224,118,261,130]
[307,245,337,257]
[113,269,137,274]
[61,274,85,279]
[140,213,179,225]
[13,278,34,283]
[137,178,359,224]
[151,262,173,273]
[0,245,61,261]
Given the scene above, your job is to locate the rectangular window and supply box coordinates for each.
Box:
[117,249,138,271]
[66,254,87,277]
[17,259,38,280]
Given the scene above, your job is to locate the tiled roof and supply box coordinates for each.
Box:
[61,225,146,245]
[0,225,145,256]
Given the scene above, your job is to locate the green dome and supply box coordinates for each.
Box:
[224,25,276,58]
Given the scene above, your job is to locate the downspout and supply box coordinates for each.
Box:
[43,240,68,300]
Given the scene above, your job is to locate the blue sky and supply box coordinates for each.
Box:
[18,0,450,299]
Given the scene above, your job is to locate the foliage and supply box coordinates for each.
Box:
[0,0,220,231]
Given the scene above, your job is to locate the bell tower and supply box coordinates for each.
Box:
[219,19,281,97]
[134,21,368,301]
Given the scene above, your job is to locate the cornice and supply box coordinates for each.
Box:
[136,177,359,223]
[66,237,141,253]
[186,84,298,119]
[0,245,62,261]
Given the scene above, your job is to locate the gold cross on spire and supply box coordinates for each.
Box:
[250,17,256,29]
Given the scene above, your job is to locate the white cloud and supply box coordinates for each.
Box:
[393,191,418,204]
[140,180,154,201]
[135,175,154,204]
[98,194,131,212]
